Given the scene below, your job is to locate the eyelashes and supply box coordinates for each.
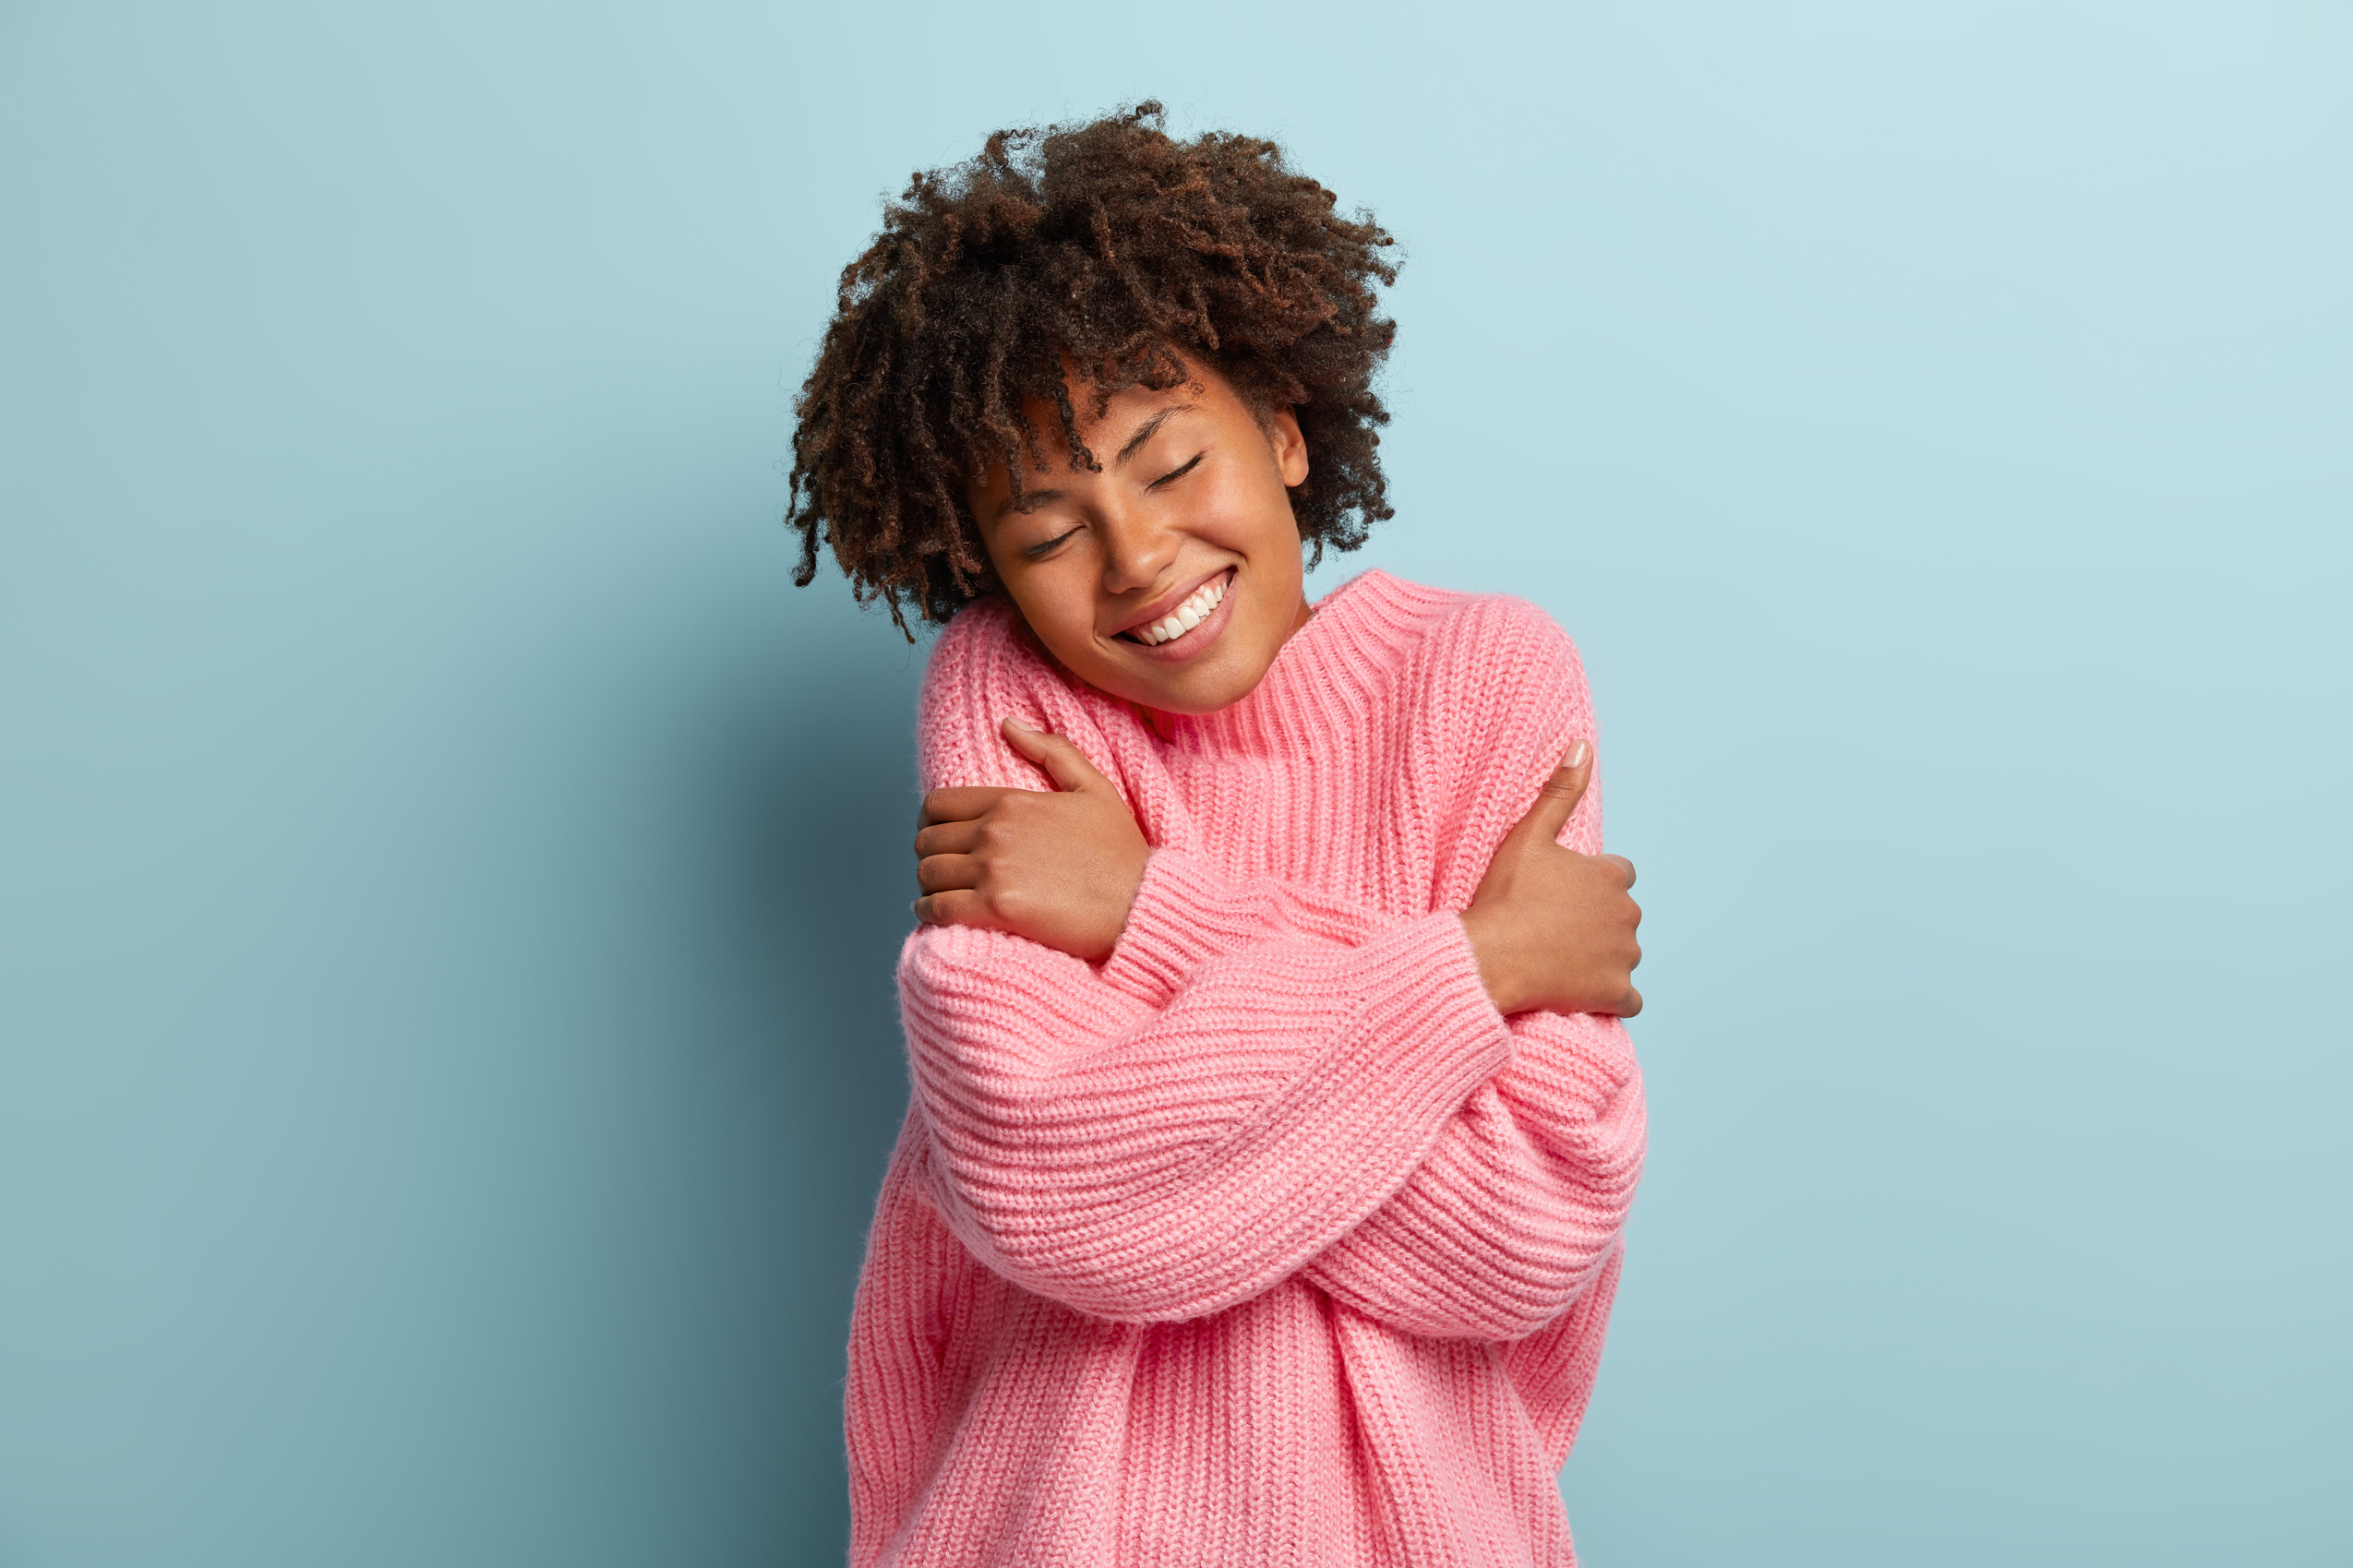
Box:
[1023,528,1081,562]
[1149,452,1205,489]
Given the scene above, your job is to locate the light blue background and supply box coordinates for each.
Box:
[4,2,2347,1563]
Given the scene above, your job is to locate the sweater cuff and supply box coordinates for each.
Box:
[1098,846,1272,1005]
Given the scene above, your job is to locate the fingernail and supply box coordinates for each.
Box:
[1564,740,1591,769]
[1004,715,1034,734]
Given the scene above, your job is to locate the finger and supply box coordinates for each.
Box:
[914,853,982,895]
[1601,854,1636,889]
[1001,716,1112,795]
[922,786,1018,825]
[1515,739,1593,844]
[911,889,996,930]
[912,819,983,858]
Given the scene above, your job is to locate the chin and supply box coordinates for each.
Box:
[1050,581,1298,714]
[1123,644,1276,715]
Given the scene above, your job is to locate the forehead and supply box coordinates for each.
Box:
[965,381,1236,517]
[1008,378,1202,471]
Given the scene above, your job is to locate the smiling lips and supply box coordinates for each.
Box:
[1124,572,1230,646]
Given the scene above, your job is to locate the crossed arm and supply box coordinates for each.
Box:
[896,625,1645,1339]
[914,715,1644,1022]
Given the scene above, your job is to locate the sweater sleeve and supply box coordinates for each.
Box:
[1092,855,1644,1341]
[898,595,1641,1335]
[898,908,1513,1323]
[1091,600,1647,1341]
[896,601,1519,1323]
[1302,1009,1642,1340]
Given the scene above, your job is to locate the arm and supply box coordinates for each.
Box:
[902,598,1642,1335]
[1303,1009,1643,1339]
[898,609,1524,1322]
[1015,602,1643,1340]
[898,903,1513,1323]
[1101,844,1646,1342]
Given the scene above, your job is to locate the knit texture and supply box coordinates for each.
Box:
[846,570,1646,1568]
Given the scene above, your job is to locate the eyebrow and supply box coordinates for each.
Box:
[1112,403,1195,468]
[998,487,1067,521]
[989,402,1199,523]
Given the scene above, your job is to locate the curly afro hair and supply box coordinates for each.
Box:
[787,102,1400,637]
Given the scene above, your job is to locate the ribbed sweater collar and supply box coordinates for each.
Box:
[1158,569,1450,760]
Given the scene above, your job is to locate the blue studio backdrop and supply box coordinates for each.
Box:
[3,3,2347,1564]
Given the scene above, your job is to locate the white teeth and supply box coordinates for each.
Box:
[1134,574,1229,645]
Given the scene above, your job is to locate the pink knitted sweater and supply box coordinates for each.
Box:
[846,570,1646,1567]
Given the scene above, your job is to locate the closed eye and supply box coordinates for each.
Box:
[1023,527,1082,562]
[1147,451,1205,489]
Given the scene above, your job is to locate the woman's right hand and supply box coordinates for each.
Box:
[1457,742,1644,1018]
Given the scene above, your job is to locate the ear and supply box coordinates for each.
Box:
[1267,407,1310,488]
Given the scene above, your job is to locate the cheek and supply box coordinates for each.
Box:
[1004,559,1102,648]
[1198,467,1302,562]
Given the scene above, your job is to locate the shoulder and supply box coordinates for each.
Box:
[917,596,1140,795]
[1332,573,1603,873]
[916,598,1052,793]
[1327,570,1590,721]
[920,595,1058,713]
[1435,585,1584,689]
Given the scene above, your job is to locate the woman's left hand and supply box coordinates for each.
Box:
[912,717,1150,962]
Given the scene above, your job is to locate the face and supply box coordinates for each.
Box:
[966,359,1313,715]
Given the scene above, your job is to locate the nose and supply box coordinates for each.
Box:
[1097,503,1179,596]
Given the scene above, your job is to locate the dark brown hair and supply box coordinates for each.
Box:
[787,102,1400,636]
